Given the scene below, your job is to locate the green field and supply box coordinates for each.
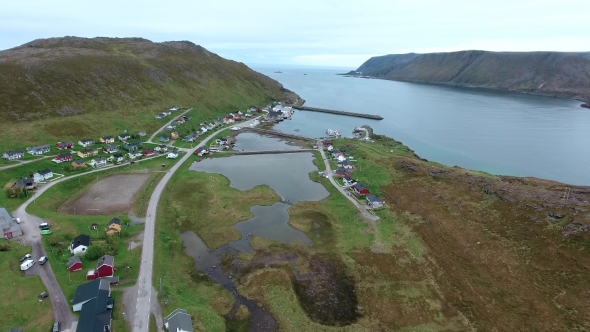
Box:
[0,242,54,332]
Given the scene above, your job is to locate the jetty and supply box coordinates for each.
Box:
[293,105,383,120]
[245,128,314,141]
[234,149,313,156]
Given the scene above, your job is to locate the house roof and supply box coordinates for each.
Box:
[72,234,90,249]
[164,308,194,332]
[33,144,50,150]
[158,145,167,148]
[96,255,114,268]
[73,159,85,165]
[58,153,72,159]
[5,150,23,155]
[0,208,21,236]
[336,167,349,174]
[366,194,385,203]
[39,169,52,175]
[196,147,204,153]
[138,131,146,136]
[125,141,141,146]
[119,133,131,138]
[104,145,117,150]
[101,136,114,140]
[144,148,154,153]
[80,138,94,143]
[353,183,368,192]
[67,256,82,268]
[72,279,110,306]
[75,280,113,332]
[340,160,352,166]
[113,153,124,158]
[95,157,106,163]
[81,149,96,154]
[108,218,121,226]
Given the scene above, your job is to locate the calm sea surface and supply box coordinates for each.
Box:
[252,65,590,185]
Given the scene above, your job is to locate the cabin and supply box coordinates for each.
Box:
[166,150,179,159]
[28,144,50,155]
[72,159,86,168]
[352,183,370,195]
[143,148,155,156]
[13,178,36,191]
[118,133,131,141]
[86,255,115,280]
[78,139,95,147]
[335,167,351,178]
[104,218,121,236]
[155,145,168,152]
[93,157,107,168]
[56,141,74,150]
[102,145,118,154]
[366,194,385,208]
[72,279,114,332]
[124,141,142,151]
[67,256,83,272]
[53,153,72,163]
[33,169,53,182]
[70,234,91,256]
[99,136,115,144]
[2,150,24,160]
[78,149,98,158]
[164,308,194,332]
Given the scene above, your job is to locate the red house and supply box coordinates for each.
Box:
[67,256,82,272]
[352,183,370,195]
[194,147,208,156]
[143,148,155,156]
[56,141,73,150]
[335,167,351,178]
[86,255,115,280]
[323,141,333,147]
[53,153,72,163]
[257,108,262,113]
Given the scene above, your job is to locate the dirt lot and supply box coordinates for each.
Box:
[59,174,150,215]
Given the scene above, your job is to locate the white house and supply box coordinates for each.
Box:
[166,151,179,159]
[33,169,53,182]
[2,150,24,160]
[327,145,334,152]
[78,139,95,147]
[94,157,107,168]
[366,194,385,209]
[70,234,90,256]
[128,151,142,159]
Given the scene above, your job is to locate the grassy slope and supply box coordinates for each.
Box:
[0,36,296,150]
[0,242,54,332]
[357,51,590,100]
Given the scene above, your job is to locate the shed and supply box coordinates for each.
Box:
[67,256,83,272]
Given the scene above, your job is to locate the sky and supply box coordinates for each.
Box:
[1,0,589,68]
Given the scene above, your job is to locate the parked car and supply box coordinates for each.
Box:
[19,254,31,263]
[39,256,48,265]
[20,259,35,271]
[39,292,48,298]
[40,229,52,235]
[39,222,49,229]
[52,322,60,332]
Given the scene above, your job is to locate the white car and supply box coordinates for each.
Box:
[230,127,240,131]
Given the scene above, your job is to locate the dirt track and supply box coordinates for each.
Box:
[59,174,150,215]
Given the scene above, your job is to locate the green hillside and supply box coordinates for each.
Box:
[0,37,297,150]
[356,51,590,101]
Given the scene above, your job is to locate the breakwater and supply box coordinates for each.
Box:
[234,149,314,156]
[245,128,314,141]
[294,105,383,120]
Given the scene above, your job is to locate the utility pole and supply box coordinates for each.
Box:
[160,278,162,297]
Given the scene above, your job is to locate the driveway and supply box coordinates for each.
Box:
[317,141,379,223]
[132,117,262,332]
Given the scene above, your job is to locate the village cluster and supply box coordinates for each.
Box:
[323,141,386,209]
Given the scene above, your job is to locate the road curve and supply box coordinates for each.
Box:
[132,117,260,332]
[146,108,192,144]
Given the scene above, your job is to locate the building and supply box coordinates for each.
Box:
[366,194,385,208]
[158,135,170,143]
[194,147,208,156]
[104,218,121,236]
[78,139,95,147]
[78,149,98,158]
[99,136,115,144]
[124,141,142,151]
[67,256,83,272]
[128,151,142,159]
[28,144,50,155]
[102,146,118,154]
[166,150,179,159]
[72,159,86,168]
[171,132,179,140]
[352,183,370,195]
[0,207,22,239]
[338,160,353,169]
[118,133,131,141]
[164,308,194,332]
[110,153,125,164]
[343,176,357,187]
[143,148,155,156]
[2,150,24,160]
[70,234,91,256]
[155,145,168,152]
[86,255,115,280]
[13,178,36,191]
[72,279,114,332]
[33,169,53,182]
[335,167,351,178]
[53,153,73,163]
[56,142,74,150]
[93,157,107,168]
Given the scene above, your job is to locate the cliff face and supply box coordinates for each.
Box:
[357,51,590,101]
[0,36,295,122]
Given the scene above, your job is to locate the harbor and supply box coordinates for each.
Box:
[293,105,384,120]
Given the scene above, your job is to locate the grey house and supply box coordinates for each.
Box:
[2,150,24,160]
[0,207,22,239]
[164,308,193,332]
[72,279,114,332]
[366,194,385,208]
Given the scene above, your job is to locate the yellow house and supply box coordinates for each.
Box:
[71,159,86,168]
[99,135,115,144]
[77,149,98,158]
[104,217,121,236]
[171,132,179,140]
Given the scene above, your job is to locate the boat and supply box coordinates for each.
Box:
[326,129,341,138]
[295,129,300,132]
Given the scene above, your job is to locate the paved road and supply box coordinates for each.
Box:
[132,118,260,332]
[146,108,192,144]
[0,155,52,171]
[317,141,379,223]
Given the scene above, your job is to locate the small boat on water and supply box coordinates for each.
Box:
[295,129,300,132]
[326,129,341,138]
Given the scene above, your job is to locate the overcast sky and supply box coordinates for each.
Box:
[2,0,589,68]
